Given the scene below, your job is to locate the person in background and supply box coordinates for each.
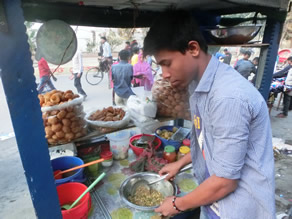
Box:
[131,47,140,66]
[133,52,154,91]
[234,50,255,79]
[130,40,138,52]
[37,55,56,94]
[273,56,292,78]
[144,9,275,219]
[215,51,225,61]
[112,50,135,106]
[125,41,131,51]
[100,36,112,65]
[276,68,292,118]
[72,50,87,98]
[251,57,259,85]
[223,48,232,65]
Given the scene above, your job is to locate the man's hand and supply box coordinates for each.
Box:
[159,161,183,181]
[77,73,81,78]
[155,196,179,217]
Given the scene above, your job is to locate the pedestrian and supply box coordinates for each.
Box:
[273,56,292,78]
[100,36,112,66]
[36,55,56,94]
[125,41,131,51]
[112,50,135,106]
[276,67,292,118]
[72,49,87,98]
[133,51,154,91]
[131,47,140,66]
[234,50,255,79]
[223,48,232,65]
[144,9,275,219]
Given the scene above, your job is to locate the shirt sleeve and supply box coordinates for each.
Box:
[209,98,251,179]
[273,65,291,78]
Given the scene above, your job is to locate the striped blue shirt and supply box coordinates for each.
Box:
[189,56,275,219]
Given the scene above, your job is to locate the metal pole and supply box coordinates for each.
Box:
[0,0,62,218]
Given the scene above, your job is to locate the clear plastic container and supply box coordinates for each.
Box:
[100,151,113,167]
[107,130,131,160]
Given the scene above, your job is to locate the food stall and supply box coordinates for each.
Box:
[0,0,289,218]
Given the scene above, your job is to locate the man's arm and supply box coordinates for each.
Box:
[273,65,291,78]
[156,98,250,217]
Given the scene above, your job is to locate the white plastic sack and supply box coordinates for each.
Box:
[127,95,157,118]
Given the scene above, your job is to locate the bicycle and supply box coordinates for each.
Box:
[86,57,112,85]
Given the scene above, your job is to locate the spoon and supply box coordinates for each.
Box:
[131,163,192,196]
[61,172,106,210]
[54,158,104,179]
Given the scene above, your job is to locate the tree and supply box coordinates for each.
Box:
[86,30,97,52]
[107,29,123,51]
[24,21,37,53]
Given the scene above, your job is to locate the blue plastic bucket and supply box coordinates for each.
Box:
[155,126,182,150]
[51,156,86,186]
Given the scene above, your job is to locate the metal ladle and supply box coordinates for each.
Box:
[131,163,192,196]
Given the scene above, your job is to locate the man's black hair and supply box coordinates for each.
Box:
[101,36,107,41]
[253,57,259,62]
[223,48,228,52]
[125,41,130,45]
[144,10,208,56]
[243,51,251,57]
[287,56,292,61]
[132,46,139,54]
[119,50,130,61]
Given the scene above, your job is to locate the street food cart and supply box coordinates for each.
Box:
[0,0,289,218]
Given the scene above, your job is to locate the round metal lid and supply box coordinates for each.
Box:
[36,19,77,65]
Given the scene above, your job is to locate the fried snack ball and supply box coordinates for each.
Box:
[50,93,62,105]
[56,131,65,138]
[47,138,57,145]
[52,123,62,132]
[65,112,75,119]
[57,110,66,120]
[62,119,71,127]
[45,126,54,137]
[65,133,75,140]
[48,116,59,125]
[38,94,45,106]
[62,126,71,133]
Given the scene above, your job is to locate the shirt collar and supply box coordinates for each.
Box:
[195,55,220,93]
[119,60,128,64]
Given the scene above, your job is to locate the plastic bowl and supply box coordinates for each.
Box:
[155,126,181,150]
[129,134,162,156]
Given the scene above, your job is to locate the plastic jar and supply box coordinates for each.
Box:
[163,146,176,163]
[100,151,113,167]
[107,130,130,160]
[182,139,190,147]
[177,146,190,160]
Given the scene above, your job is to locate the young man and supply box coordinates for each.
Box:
[234,50,256,79]
[144,10,275,218]
[223,48,232,65]
[112,50,135,106]
[72,49,87,98]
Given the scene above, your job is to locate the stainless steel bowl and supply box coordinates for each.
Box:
[119,172,177,211]
[205,25,262,44]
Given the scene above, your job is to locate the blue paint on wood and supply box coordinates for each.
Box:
[0,0,62,218]
[259,18,282,100]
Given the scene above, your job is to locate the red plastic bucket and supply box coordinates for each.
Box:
[57,182,91,219]
[129,134,162,156]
